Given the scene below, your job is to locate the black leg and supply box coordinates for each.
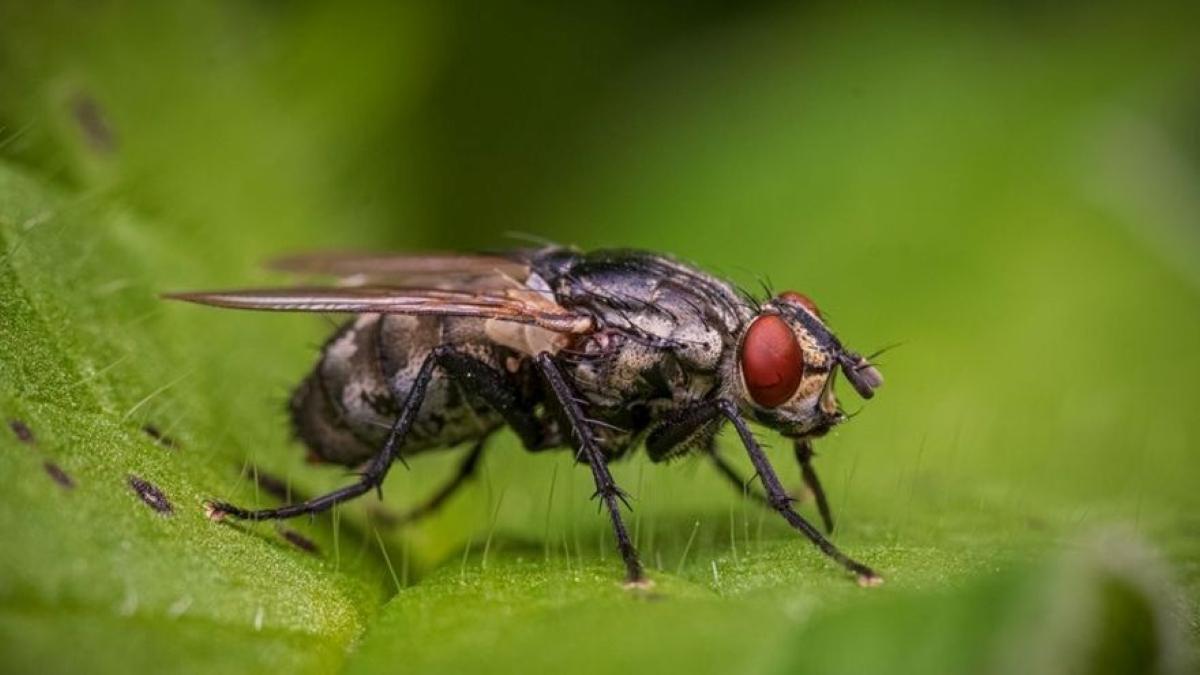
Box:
[705,438,771,508]
[205,346,535,522]
[716,400,880,585]
[710,441,834,532]
[435,351,549,451]
[644,402,770,506]
[650,399,874,583]
[381,352,554,525]
[534,353,644,584]
[205,349,443,522]
[644,398,722,462]
[795,439,835,534]
[386,435,489,527]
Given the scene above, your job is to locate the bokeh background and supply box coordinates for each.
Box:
[1,2,1198,674]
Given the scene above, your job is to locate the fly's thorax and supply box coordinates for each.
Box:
[536,248,744,372]
[566,331,663,408]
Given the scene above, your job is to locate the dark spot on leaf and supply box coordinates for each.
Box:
[43,461,74,489]
[128,475,173,514]
[70,92,117,154]
[281,528,319,555]
[142,424,180,449]
[9,419,35,445]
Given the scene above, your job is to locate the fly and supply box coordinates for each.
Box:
[165,246,885,586]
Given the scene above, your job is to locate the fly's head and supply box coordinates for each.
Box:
[728,291,883,439]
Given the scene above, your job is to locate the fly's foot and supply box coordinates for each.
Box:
[203,499,236,521]
[856,571,884,588]
[202,500,226,521]
[622,576,657,593]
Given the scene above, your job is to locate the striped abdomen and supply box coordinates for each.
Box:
[289,314,507,466]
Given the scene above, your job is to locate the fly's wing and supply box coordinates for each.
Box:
[266,251,533,290]
[162,286,594,334]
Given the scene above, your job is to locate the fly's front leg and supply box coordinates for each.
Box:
[704,437,770,508]
[707,439,834,532]
[534,353,645,585]
[644,401,768,507]
[648,400,874,583]
[716,400,881,586]
[794,439,834,534]
[648,408,833,528]
[706,437,836,533]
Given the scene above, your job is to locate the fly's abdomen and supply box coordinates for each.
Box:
[290,315,392,465]
[291,313,504,466]
[289,369,375,466]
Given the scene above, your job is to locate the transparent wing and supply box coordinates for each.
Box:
[162,285,593,334]
[266,251,532,289]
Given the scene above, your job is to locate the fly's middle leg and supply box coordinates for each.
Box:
[534,353,645,585]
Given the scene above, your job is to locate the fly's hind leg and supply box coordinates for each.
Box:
[204,349,445,522]
[535,353,644,585]
[206,347,551,523]
[385,435,488,528]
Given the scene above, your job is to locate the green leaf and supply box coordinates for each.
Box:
[342,533,1190,675]
[0,161,387,673]
[2,2,1198,674]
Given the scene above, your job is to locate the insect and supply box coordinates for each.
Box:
[166,246,884,586]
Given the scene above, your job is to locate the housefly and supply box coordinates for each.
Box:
[166,247,885,586]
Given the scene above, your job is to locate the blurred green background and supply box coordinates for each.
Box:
[1,1,1198,674]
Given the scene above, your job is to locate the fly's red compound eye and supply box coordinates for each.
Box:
[779,290,821,318]
[740,314,804,408]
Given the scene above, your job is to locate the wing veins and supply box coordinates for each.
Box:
[162,286,593,334]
